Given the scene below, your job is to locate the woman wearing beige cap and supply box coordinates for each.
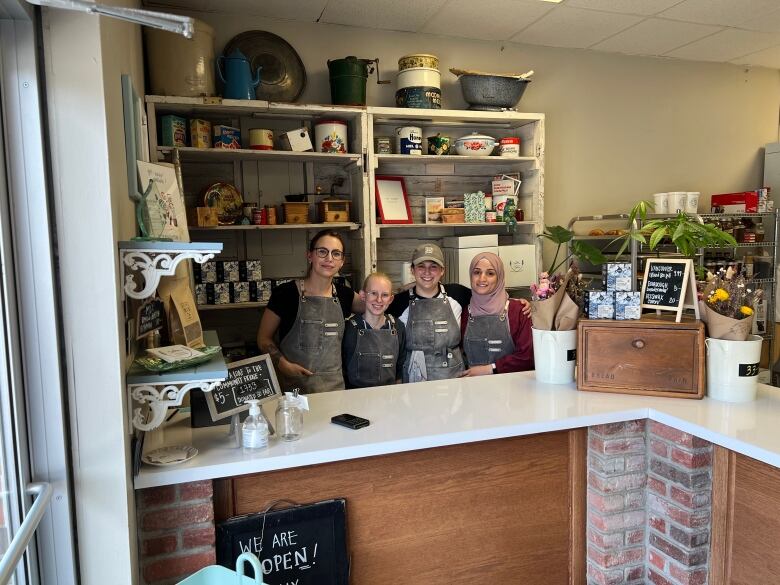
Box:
[387,243,471,382]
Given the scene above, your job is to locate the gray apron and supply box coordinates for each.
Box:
[403,286,464,382]
[279,281,345,394]
[345,315,399,388]
[463,301,515,367]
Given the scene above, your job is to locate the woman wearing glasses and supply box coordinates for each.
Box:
[258,229,362,393]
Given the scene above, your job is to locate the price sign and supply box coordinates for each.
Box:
[203,354,281,421]
[640,258,700,322]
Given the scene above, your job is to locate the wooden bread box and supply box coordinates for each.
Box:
[318,198,351,223]
[577,317,705,399]
[283,202,310,224]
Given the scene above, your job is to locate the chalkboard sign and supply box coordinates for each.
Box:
[136,298,164,339]
[640,258,699,322]
[216,499,348,585]
[204,354,281,421]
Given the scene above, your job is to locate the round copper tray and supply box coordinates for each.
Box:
[223,30,306,102]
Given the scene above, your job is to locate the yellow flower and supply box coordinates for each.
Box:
[740,306,754,316]
[713,288,730,302]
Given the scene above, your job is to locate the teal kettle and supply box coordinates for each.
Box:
[217,49,261,100]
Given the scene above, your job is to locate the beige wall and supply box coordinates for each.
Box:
[183,13,780,231]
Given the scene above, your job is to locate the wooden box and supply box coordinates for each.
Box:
[318,199,350,223]
[577,317,705,399]
[186,206,218,227]
[283,202,310,224]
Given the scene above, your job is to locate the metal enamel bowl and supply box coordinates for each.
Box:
[458,74,531,111]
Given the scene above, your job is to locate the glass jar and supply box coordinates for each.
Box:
[275,392,303,442]
[755,219,765,243]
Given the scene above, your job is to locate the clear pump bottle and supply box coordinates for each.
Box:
[275,391,304,442]
[242,399,269,452]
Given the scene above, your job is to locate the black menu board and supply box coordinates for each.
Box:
[203,354,281,421]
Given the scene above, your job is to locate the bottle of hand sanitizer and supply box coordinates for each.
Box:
[242,400,269,452]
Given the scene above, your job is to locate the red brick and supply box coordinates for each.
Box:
[588,527,623,549]
[591,420,646,437]
[625,565,645,581]
[179,480,213,502]
[139,486,176,508]
[651,439,669,458]
[143,503,213,532]
[590,435,606,454]
[648,494,710,528]
[669,525,709,549]
[649,533,708,566]
[671,447,712,469]
[589,510,645,532]
[669,563,708,585]
[649,514,667,534]
[589,545,644,568]
[626,454,646,472]
[649,422,710,449]
[625,490,645,511]
[626,528,644,544]
[142,534,177,557]
[183,525,215,549]
[648,568,675,585]
[589,490,626,513]
[589,471,646,494]
[587,562,624,585]
[648,476,668,497]
[649,550,666,570]
[670,486,710,509]
[590,454,626,475]
[650,460,711,489]
[143,550,215,583]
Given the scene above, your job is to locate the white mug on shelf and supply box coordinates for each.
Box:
[670,192,687,213]
[653,193,669,215]
[685,192,700,214]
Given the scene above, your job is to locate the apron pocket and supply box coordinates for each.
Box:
[299,319,323,351]
[357,353,381,382]
[409,319,434,350]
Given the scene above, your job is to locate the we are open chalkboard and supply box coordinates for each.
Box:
[204,354,281,421]
[216,499,348,585]
[640,258,699,322]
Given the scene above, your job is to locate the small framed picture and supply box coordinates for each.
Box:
[375,176,413,224]
[425,197,445,224]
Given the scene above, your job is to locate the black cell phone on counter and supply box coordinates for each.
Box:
[331,413,370,430]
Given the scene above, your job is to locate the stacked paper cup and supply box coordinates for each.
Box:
[653,192,700,214]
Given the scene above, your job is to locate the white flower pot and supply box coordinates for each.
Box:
[532,328,577,384]
[705,335,763,402]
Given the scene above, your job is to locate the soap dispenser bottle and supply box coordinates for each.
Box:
[242,399,269,452]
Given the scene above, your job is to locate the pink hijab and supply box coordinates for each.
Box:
[468,252,509,316]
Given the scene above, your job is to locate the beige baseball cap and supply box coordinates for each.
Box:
[411,243,445,267]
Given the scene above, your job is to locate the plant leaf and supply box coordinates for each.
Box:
[572,240,606,266]
[540,225,573,244]
[649,226,668,250]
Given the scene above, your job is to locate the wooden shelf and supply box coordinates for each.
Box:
[146,95,365,120]
[368,106,544,128]
[189,223,360,231]
[377,221,536,231]
[158,146,362,166]
[197,302,267,311]
[375,154,536,165]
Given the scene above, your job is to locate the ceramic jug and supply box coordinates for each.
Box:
[217,49,261,100]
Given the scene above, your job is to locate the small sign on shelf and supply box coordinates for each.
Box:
[640,258,700,322]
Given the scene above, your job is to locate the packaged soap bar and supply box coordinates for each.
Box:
[239,260,262,282]
[195,261,217,284]
[615,292,641,320]
[232,282,249,303]
[463,192,485,223]
[603,262,632,292]
[213,283,231,304]
[195,283,212,305]
[161,115,187,147]
[216,261,240,283]
[587,291,615,319]
[190,119,212,148]
[213,125,241,149]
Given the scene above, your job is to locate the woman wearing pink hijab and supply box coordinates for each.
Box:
[458,251,534,376]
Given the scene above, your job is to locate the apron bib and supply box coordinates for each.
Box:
[463,301,515,367]
[345,315,399,388]
[279,281,345,393]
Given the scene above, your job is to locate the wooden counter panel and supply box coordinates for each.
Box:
[219,430,584,584]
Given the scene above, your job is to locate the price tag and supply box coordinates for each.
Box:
[738,362,760,377]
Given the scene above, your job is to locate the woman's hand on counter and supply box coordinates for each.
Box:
[278,356,313,378]
[458,365,494,377]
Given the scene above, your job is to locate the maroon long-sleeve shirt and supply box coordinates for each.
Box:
[460,298,534,373]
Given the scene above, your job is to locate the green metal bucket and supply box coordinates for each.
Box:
[328,56,369,106]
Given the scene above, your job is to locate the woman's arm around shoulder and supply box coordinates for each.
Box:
[494,298,534,373]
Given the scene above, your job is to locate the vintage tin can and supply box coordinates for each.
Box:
[314,120,349,154]
[189,119,211,148]
[485,211,497,222]
[395,86,441,109]
[395,126,422,155]
[375,136,393,154]
[499,137,521,157]
[249,128,274,150]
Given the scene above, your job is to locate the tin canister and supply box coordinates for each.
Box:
[375,136,393,154]
[484,194,493,211]
[395,126,422,155]
[252,208,267,225]
[249,129,274,150]
[314,119,349,154]
[427,135,450,155]
[499,137,521,157]
[395,87,441,109]
[485,211,497,222]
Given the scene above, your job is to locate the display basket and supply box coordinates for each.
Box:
[177,552,264,585]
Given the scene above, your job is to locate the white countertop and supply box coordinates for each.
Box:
[135,372,780,489]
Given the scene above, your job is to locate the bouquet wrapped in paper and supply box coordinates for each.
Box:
[699,270,762,341]
[530,266,585,331]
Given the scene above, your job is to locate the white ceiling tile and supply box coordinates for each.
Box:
[190,0,329,21]
[732,44,780,68]
[665,28,780,61]
[659,0,780,27]
[421,0,553,41]
[319,0,448,32]
[564,0,681,17]
[738,8,780,34]
[511,6,642,48]
[592,18,722,55]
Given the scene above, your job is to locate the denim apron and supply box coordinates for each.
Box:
[279,281,345,393]
[463,301,515,367]
[403,285,464,382]
[345,315,399,388]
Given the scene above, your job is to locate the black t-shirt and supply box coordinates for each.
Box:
[266,280,356,342]
[387,283,472,325]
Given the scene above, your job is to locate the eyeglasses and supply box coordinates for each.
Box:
[365,290,392,301]
[313,247,344,260]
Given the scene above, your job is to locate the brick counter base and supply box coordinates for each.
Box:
[135,422,714,585]
[587,420,713,585]
[136,480,216,585]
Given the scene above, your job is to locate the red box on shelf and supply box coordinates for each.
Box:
[710,191,759,213]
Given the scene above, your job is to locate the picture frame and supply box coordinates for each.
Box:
[375,176,413,224]
[425,196,445,224]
